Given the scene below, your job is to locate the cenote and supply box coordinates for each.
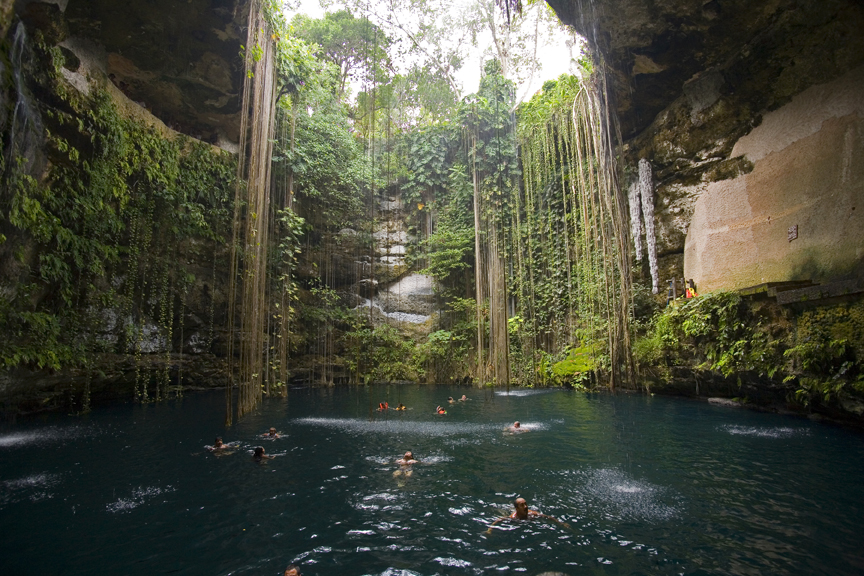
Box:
[1,387,863,576]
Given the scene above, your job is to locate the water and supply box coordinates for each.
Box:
[1,387,862,576]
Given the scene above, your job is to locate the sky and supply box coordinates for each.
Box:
[285,0,581,102]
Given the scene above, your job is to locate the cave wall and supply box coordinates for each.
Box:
[686,67,864,291]
[15,0,247,148]
[547,0,864,294]
[0,0,245,412]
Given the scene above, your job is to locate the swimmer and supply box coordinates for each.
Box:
[253,446,274,461]
[394,450,418,479]
[436,405,447,414]
[395,403,406,411]
[396,451,418,465]
[486,497,570,533]
[448,396,456,404]
[261,427,280,438]
[208,436,229,451]
[284,565,301,576]
[506,421,527,433]
[459,394,469,401]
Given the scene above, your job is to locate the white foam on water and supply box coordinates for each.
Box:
[296,417,503,437]
[0,472,61,505]
[719,424,808,439]
[503,422,548,432]
[377,568,423,576]
[106,484,176,514]
[434,557,472,567]
[494,389,554,397]
[577,468,679,521]
[363,492,400,502]
[0,425,94,448]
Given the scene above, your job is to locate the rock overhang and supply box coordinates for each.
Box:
[17,0,248,145]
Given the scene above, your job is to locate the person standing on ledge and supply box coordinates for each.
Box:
[486,497,570,533]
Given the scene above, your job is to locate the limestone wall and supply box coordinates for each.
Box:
[684,67,864,292]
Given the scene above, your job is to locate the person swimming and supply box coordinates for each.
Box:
[506,421,527,433]
[486,497,570,533]
[396,451,418,465]
[448,396,456,404]
[394,450,418,478]
[395,403,406,410]
[209,436,228,450]
[253,446,274,461]
[261,427,280,438]
[436,405,447,414]
[284,564,301,576]
[459,394,469,401]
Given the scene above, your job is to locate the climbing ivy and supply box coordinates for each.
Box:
[0,42,235,378]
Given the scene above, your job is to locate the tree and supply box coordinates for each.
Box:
[292,10,392,99]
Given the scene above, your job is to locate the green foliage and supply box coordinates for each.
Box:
[784,301,864,405]
[288,102,367,231]
[292,10,392,98]
[634,292,780,379]
[402,124,456,206]
[0,74,235,372]
[345,323,420,383]
[634,292,864,409]
[551,346,596,385]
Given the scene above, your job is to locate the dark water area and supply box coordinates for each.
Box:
[1,386,863,576]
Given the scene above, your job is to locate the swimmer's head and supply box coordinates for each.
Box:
[214,437,223,447]
[404,451,414,460]
[269,427,276,435]
[254,446,265,458]
[514,421,521,428]
[284,565,301,576]
[514,497,529,518]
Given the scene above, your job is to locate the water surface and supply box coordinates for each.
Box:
[1,386,862,575]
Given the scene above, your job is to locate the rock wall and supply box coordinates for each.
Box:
[686,67,864,291]
[547,0,864,294]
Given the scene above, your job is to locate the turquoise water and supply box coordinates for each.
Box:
[1,386,863,575]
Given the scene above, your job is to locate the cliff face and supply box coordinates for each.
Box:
[0,1,247,412]
[547,0,864,294]
[19,0,247,147]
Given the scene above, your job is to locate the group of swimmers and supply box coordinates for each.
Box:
[207,426,283,461]
[393,448,566,532]
[435,394,469,414]
[377,401,408,411]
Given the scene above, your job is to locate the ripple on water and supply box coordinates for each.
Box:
[105,485,176,513]
[0,472,61,505]
[719,424,810,439]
